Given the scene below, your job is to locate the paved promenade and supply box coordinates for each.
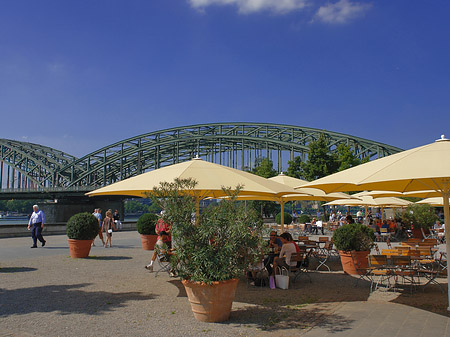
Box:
[1,232,449,337]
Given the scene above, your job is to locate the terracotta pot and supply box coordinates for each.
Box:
[68,239,93,258]
[140,234,158,250]
[338,250,370,275]
[182,278,239,322]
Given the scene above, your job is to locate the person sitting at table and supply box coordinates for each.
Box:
[272,233,298,276]
[381,220,389,231]
[345,214,355,224]
[434,220,444,230]
[264,231,282,275]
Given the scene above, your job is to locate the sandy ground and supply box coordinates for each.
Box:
[0,232,448,337]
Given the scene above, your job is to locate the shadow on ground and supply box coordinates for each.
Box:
[87,256,133,261]
[0,283,155,317]
[0,267,37,273]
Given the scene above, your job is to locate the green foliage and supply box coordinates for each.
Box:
[332,223,375,252]
[1,199,39,213]
[298,214,311,224]
[66,212,99,240]
[286,156,303,179]
[136,213,158,235]
[252,157,278,178]
[247,200,278,218]
[147,202,162,214]
[401,204,437,229]
[300,134,339,181]
[124,200,148,213]
[275,212,292,224]
[336,143,365,172]
[150,178,264,284]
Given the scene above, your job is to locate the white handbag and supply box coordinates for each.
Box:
[275,267,289,289]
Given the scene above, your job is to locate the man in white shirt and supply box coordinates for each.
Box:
[27,205,46,248]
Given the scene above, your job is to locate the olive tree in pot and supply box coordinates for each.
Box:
[66,212,99,258]
[401,204,438,239]
[136,213,159,250]
[332,223,375,275]
[150,178,264,323]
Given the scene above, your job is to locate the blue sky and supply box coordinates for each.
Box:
[1,0,449,158]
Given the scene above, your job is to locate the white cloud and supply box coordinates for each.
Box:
[314,0,372,24]
[189,0,309,14]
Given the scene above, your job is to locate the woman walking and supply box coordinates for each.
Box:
[102,210,116,248]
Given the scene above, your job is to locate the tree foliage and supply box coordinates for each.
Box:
[300,134,339,181]
[336,143,368,172]
[252,157,278,178]
[401,204,437,229]
[124,200,148,213]
[286,156,302,179]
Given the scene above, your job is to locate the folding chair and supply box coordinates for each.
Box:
[314,241,332,271]
[154,249,172,277]
[288,251,312,284]
[417,255,445,293]
[392,255,416,293]
[368,255,393,292]
[380,228,390,241]
[351,251,372,287]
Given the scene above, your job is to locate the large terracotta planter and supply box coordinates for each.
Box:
[68,239,93,258]
[182,278,239,322]
[140,234,158,250]
[338,250,370,275]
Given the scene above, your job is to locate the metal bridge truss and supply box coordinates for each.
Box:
[1,123,403,190]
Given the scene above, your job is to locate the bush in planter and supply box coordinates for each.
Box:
[275,212,292,225]
[136,213,158,235]
[332,223,375,252]
[298,214,311,224]
[66,212,99,240]
[150,178,264,283]
[401,203,437,230]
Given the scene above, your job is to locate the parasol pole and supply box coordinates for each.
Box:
[442,181,450,311]
[280,200,285,233]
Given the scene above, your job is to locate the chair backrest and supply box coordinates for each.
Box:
[380,228,388,234]
[298,236,309,241]
[396,246,410,256]
[402,241,417,247]
[392,255,411,266]
[408,238,421,243]
[318,236,329,242]
[417,246,432,257]
[381,249,398,257]
[418,242,435,247]
[369,255,388,267]
[424,238,438,245]
[408,249,421,258]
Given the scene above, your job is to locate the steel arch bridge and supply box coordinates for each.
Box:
[1,123,403,191]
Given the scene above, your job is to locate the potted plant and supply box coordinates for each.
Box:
[332,223,375,275]
[66,212,99,258]
[150,178,264,323]
[401,204,437,238]
[136,213,159,250]
[275,212,292,225]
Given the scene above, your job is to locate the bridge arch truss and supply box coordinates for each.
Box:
[1,123,403,190]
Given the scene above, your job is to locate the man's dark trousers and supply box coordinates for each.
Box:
[32,223,45,246]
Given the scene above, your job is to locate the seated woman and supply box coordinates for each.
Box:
[272,232,298,276]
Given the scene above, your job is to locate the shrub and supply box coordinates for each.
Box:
[66,212,99,240]
[401,204,437,229]
[298,214,311,224]
[332,223,375,252]
[136,213,158,235]
[275,212,292,225]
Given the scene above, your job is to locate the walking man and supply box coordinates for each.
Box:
[27,205,46,248]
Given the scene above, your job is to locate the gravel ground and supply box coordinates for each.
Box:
[0,232,448,337]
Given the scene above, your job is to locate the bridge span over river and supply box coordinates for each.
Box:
[0,122,402,222]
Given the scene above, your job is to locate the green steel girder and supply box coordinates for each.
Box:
[1,123,403,190]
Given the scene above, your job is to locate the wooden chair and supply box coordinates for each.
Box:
[288,251,312,283]
[297,236,309,242]
[380,228,390,241]
[368,255,393,292]
[423,238,438,245]
[314,241,333,271]
[392,255,416,293]
[318,236,329,242]
[407,238,421,244]
[396,246,410,256]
